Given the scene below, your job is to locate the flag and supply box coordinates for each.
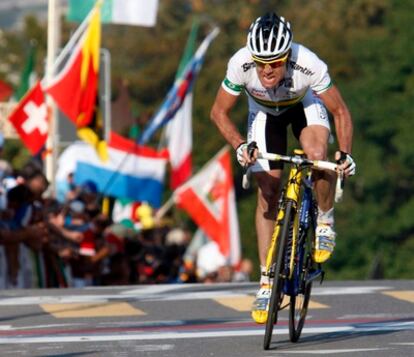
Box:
[174,147,241,265]
[56,132,169,207]
[175,20,200,79]
[77,95,108,161]
[166,95,192,189]
[14,44,36,101]
[112,198,141,223]
[67,0,159,27]
[165,20,199,189]
[8,81,48,155]
[45,5,101,128]
[139,27,220,145]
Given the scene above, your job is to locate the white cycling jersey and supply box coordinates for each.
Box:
[221,43,332,116]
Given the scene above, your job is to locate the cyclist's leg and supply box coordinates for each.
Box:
[247,111,287,323]
[300,125,336,262]
[293,91,336,263]
[247,110,288,269]
[254,170,283,268]
[251,170,283,323]
[299,125,334,208]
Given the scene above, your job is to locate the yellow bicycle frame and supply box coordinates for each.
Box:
[265,149,305,279]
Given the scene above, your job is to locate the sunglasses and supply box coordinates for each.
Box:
[253,52,289,68]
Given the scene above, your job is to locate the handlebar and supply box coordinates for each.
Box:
[242,151,344,203]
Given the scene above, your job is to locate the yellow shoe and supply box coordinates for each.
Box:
[313,224,336,263]
[251,284,271,324]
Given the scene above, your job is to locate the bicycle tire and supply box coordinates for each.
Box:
[289,255,313,342]
[288,200,316,342]
[263,200,294,350]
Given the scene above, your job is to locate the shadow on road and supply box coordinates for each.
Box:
[267,317,414,351]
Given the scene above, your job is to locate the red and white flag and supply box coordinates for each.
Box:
[165,93,192,189]
[8,81,48,155]
[174,147,241,266]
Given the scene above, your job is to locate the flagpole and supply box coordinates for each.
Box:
[41,3,100,89]
[45,0,61,195]
[50,6,97,76]
[44,1,102,195]
[155,195,175,220]
[157,19,199,151]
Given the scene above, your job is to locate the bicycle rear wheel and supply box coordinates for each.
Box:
[263,200,294,350]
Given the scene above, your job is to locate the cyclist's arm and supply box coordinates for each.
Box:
[210,87,245,150]
[318,85,353,154]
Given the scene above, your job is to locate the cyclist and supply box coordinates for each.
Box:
[210,12,356,323]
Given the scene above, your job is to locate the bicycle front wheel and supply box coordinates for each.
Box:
[263,200,294,350]
[289,207,316,342]
[289,254,313,342]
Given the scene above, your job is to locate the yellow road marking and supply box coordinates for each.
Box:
[41,302,146,318]
[213,295,329,311]
[213,296,253,311]
[382,291,414,304]
[306,299,329,309]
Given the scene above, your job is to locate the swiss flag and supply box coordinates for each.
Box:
[174,147,241,266]
[8,81,48,155]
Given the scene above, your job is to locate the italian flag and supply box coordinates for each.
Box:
[67,0,159,27]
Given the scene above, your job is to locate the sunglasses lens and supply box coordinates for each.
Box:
[254,53,288,68]
[269,60,284,68]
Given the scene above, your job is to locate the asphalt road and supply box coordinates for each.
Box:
[0,280,412,356]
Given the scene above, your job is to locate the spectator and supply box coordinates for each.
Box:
[0,133,12,181]
[233,258,254,282]
[196,240,227,283]
[0,154,248,289]
[56,172,77,203]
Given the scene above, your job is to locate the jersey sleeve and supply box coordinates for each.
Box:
[309,54,332,94]
[221,52,245,96]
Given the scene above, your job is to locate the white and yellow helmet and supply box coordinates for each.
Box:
[247,13,292,61]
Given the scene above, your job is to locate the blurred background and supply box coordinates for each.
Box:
[0,0,413,282]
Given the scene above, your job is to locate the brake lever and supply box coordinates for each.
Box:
[242,142,258,190]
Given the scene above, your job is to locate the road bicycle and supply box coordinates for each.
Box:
[243,147,344,350]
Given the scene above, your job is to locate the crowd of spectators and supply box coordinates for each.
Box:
[0,138,252,289]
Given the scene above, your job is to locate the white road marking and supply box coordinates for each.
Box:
[279,348,388,354]
[390,342,414,346]
[311,286,390,296]
[0,296,109,305]
[98,320,186,327]
[0,322,412,344]
[119,285,182,295]
[155,291,246,301]
[0,327,349,344]
[0,291,246,305]
[338,313,411,320]
[0,286,395,306]
[133,344,174,352]
[0,323,84,331]
[1,350,27,354]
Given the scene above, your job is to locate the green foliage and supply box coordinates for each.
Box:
[0,0,413,279]
[3,139,31,170]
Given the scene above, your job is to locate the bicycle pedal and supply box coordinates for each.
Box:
[305,269,322,285]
